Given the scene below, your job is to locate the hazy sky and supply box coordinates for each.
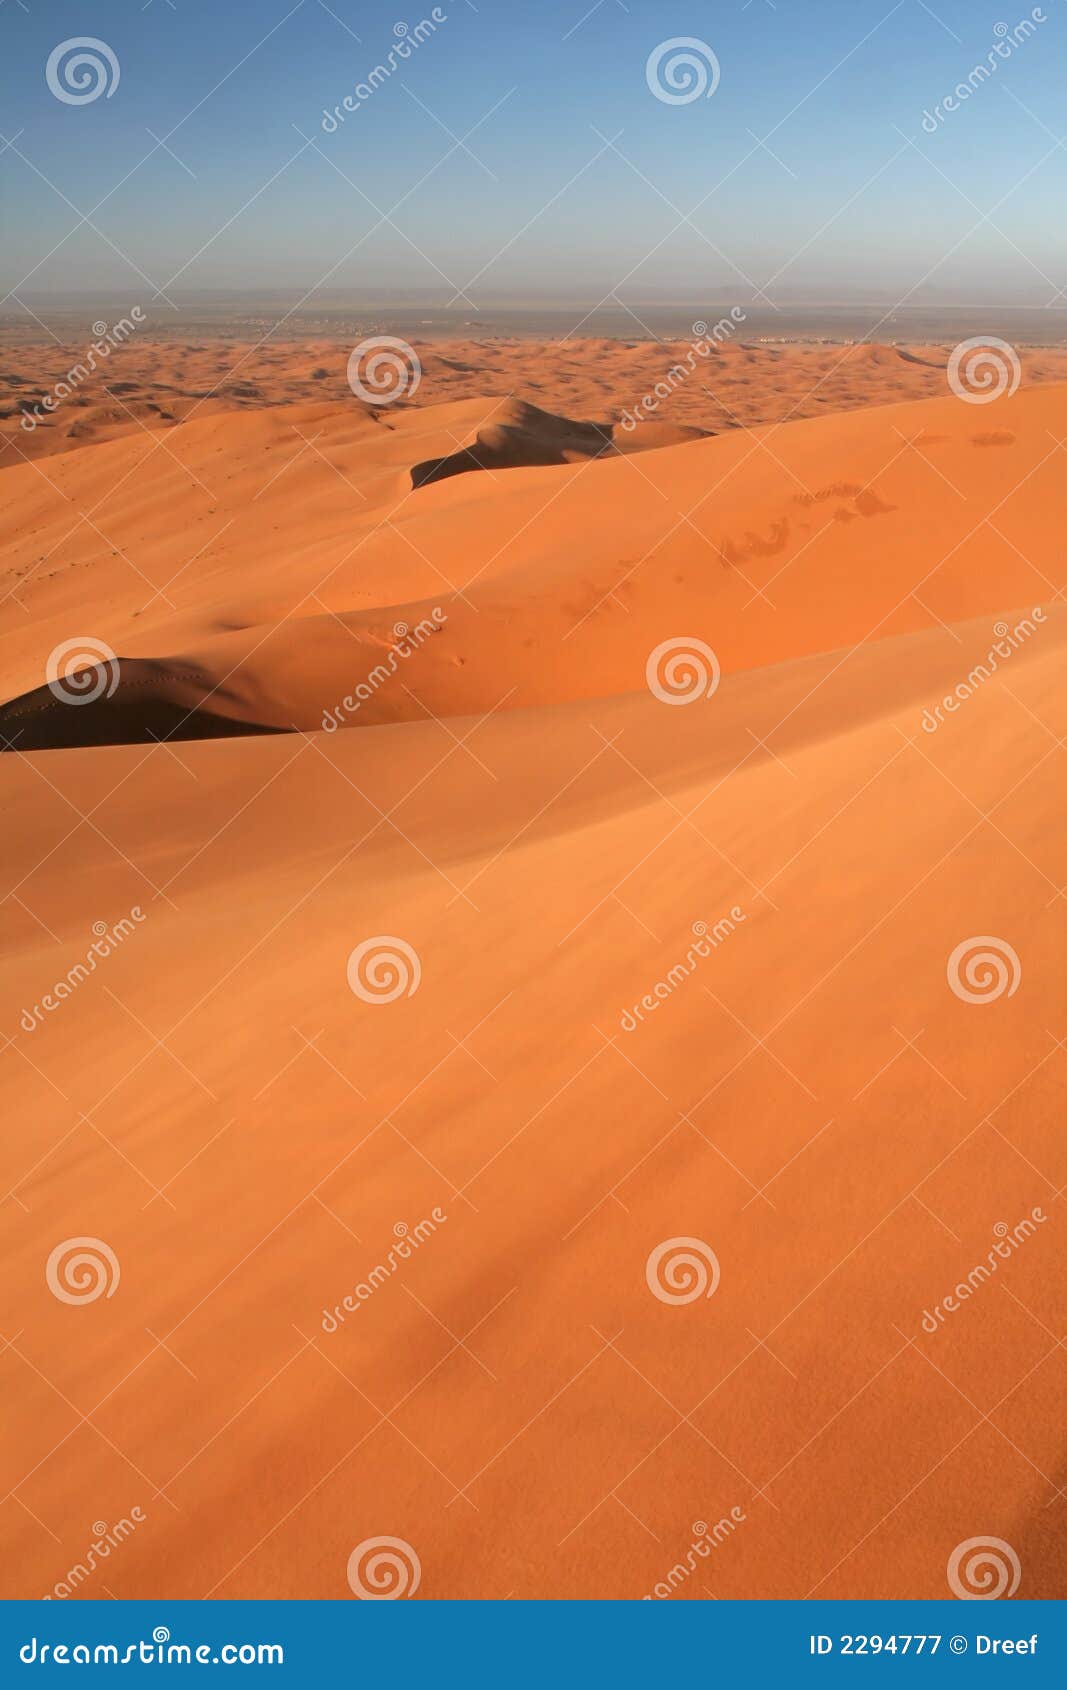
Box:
[2,0,1065,307]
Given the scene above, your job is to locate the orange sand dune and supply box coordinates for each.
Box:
[7,333,1067,469]
[1,382,1062,745]
[0,347,1064,1602]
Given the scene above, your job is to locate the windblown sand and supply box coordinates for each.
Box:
[0,339,1063,1600]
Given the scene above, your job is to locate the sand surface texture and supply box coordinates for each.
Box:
[1,341,1063,1600]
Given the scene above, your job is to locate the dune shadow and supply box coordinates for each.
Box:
[0,666,289,752]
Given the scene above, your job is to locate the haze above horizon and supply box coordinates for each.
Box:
[3,0,1065,316]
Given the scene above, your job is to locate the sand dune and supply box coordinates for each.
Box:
[0,347,1063,1601]
[410,398,706,488]
[1,382,1061,748]
[7,335,1067,470]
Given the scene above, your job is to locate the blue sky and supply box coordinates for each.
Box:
[2,0,1065,304]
